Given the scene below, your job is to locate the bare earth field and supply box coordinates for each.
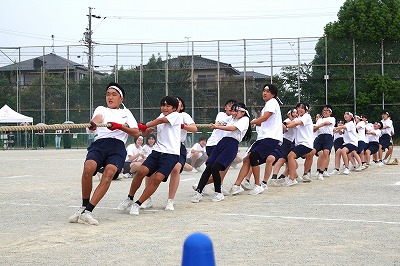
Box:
[1,147,400,266]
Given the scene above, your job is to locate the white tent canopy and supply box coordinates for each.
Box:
[0,104,33,123]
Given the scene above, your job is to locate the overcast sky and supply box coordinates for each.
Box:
[1,0,345,47]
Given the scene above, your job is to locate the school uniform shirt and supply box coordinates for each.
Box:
[381,118,393,136]
[220,115,250,142]
[153,111,183,156]
[206,112,230,147]
[343,121,358,146]
[364,123,373,143]
[356,120,366,142]
[317,117,336,136]
[180,112,195,142]
[333,129,343,141]
[142,144,155,157]
[366,128,381,143]
[187,142,206,159]
[283,118,296,142]
[256,98,283,142]
[294,113,313,149]
[125,144,144,162]
[92,106,138,144]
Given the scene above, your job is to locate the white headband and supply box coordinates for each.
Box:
[235,106,250,117]
[108,85,124,97]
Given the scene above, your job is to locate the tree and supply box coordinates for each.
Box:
[311,0,400,124]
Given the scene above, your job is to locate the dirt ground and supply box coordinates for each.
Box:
[1,147,400,266]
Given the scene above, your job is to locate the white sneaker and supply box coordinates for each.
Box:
[140,197,153,209]
[212,192,224,202]
[230,185,244,195]
[191,192,203,203]
[241,179,252,190]
[165,199,174,211]
[296,176,304,182]
[317,173,324,181]
[261,181,268,189]
[192,184,208,195]
[377,161,384,167]
[383,159,388,164]
[343,168,350,175]
[190,168,199,173]
[78,211,99,225]
[282,178,298,187]
[69,206,85,223]
[221,185,230,196]
[302,173,312,183]
[129,203,140,215]
[330,169,340,175]
[354,166,363,172]
[117,198,133,212]
[323,171,330,177]
[122,173,131,178]
[248,184,264,195]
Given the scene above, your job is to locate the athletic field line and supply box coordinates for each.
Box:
[223,213,400,225]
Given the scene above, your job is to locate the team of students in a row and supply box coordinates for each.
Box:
[69,82,394,225]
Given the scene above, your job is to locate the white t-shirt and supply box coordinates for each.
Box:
[221,115,250,142]
[206,112,230,147]
[294,113,313,149]
[356,120,366,142]
[283,118,296,142]
[180,112,195,142]
[381,118,393,135]
[187,142,206,159]
[92,106,138,144]
[125,143,144,162]
[366,128,381,143]
[256,98,283,142]
[317,116,336,136]
[343,121,358,146]
[142,144,155,157]
[153,111,183,155]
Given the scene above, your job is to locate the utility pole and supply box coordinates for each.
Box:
[84,7,101,116]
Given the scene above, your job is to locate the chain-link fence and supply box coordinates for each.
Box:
[1,36,399,147]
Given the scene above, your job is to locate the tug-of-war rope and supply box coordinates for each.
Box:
[0,123,211,132]
[1,122,397,165]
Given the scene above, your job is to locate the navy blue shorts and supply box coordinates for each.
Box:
[291,145,313,159]
[278,138,295,160]
[379,134,392,151]
[248,138,280,165]
[206,137,239,169]
[86,138,127,178]
[314,134,333,153]
[142,151,179,182]
[365,141,379,155]
[333,138,344,152]
[343,143,358,154]
[177,143,187,173]
[357,141,366,154]
[206,146,215,157]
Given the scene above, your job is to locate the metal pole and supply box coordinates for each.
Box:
[66,46,70,121]
[115,44,118,83]
[270,39,273,84]
[353,38,357,114]
[17,48,20,113]
[325,35,328,105]
[191,42,195,121]
[243,39,247,104]
[41,47,45,123]
[381,39,385,109]
[297,38,301,103]
[217,41,220,111]
[165,42,169,96]
[88,7,94,117]
[140,43,144,122]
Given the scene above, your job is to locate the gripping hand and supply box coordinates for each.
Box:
[108,122,123,131]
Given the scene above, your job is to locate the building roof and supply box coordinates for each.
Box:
[0,53,86,72]
[165,55,241,75]
[239,71,270,79]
